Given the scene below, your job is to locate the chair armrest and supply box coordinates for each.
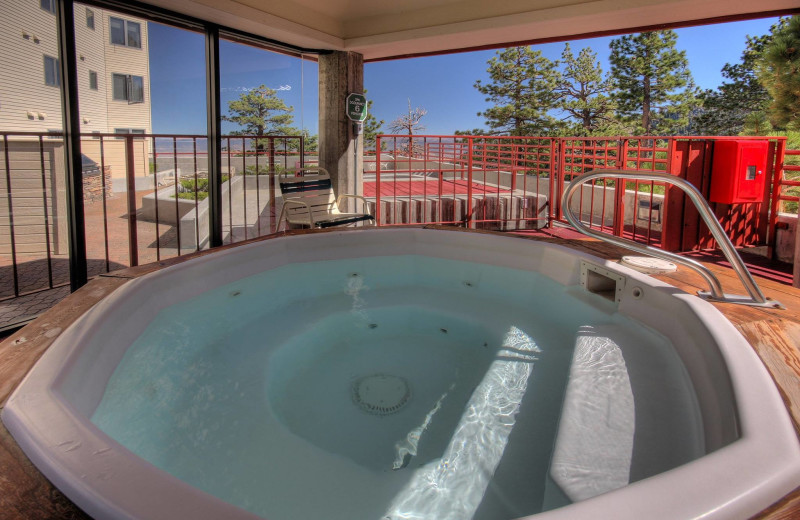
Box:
[336,194,370,213]
[281,198,315,226]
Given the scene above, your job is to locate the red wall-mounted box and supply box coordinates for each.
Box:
[709,140,769,204]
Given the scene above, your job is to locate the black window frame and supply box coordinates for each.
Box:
[89,70,98,90]
[109,16,142,49]
[44,55,60,87]
[44,0,322,291]
[111,73,145,103]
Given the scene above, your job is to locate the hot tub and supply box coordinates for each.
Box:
[3,228,799,520]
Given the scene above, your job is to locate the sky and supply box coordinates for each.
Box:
[148,17,780,136]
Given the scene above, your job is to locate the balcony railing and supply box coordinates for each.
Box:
[0,131,313,307]
[0,130,793,328]
[371,134,790,254]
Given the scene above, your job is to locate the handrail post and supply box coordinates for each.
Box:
[563,169,781,309]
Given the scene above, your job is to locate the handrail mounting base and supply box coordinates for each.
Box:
[696,291,784,309]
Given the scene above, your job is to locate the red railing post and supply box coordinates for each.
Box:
[548,138,557,227]
[612,138,628,237]
[511,142,518,192]
[467,136,474,227]
[768,138,787,259]
[375,137,382,226]
[557,138,568,222]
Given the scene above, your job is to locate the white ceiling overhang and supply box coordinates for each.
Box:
[147,0,799,60]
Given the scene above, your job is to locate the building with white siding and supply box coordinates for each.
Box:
[0,1,152,137]
[0,2,153,256]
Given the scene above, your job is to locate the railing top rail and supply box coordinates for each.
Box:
[0,131,304,139]
[375,134,788,142]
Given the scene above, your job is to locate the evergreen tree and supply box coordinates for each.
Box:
[474,46,562,136]
[362,92,384,150]
[758,16,800,130]
[454,128,489,136]
[609,31,698,135]
[223,85,295,136]
[692,34,772,135]
[286,129,318,152]
[556,43,615,135]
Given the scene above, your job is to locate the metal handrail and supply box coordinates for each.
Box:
[562,169,782,309]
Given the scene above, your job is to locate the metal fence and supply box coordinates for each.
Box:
[372,134,789,252]
[0,131,310,304]
[0,130,793,327]
[775,145,800,213]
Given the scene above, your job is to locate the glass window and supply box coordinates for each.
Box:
[89,70,98,90]
[112,73,127,100]
[40,0,56,14]
[112,73,144,103]
[44,55,60,87]
[129,75,144,103]
[110,17,141,49]
[126,21,141,48]
[86,9,95,30]
[110,17,126,45]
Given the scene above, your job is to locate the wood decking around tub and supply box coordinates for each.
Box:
[1,225,799,520]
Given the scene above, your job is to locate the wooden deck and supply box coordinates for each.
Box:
[1,225,799,520]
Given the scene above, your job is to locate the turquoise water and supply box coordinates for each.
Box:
[91,255,690,520]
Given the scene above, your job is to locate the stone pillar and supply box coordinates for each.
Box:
[319,51,364,211]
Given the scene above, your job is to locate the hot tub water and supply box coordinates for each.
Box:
[90,255,700,520]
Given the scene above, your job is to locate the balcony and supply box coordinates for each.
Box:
[1,131,797,330]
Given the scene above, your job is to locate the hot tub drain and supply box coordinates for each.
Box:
[352,374,411,416]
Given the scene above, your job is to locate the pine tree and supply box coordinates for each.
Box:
[692,34,772,136]
[362,92,384,150]
[286,129,318,152]
[474,46,562,136]
[223,85,295,136]
[609,31,698,135]
[556,43,615,135]
[758,16,800,130]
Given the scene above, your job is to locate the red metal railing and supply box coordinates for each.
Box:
[373,134,789,254]
[776,147,800,211]
[371,135,555,229]
[0,130,792,325]
[372,135,674,240]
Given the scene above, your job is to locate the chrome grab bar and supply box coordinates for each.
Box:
[562,169,782,309]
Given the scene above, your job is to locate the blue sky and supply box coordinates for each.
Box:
[148,17,780,136]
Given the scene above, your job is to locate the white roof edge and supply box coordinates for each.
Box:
[348,0,798,60]
[143,0,796,60]
[147,0,345,51]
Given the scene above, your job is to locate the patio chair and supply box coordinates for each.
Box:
[277,167,374,229]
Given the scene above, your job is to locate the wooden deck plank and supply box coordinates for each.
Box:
[0,225,799,519]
